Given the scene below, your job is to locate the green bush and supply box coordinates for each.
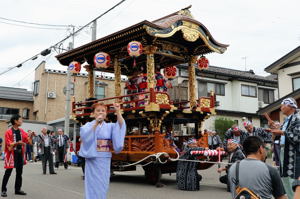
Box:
[214,117,236,139]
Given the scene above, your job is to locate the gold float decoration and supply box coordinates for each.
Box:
[155,93,169,104]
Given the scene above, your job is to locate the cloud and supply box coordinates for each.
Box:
[0,0,299,88]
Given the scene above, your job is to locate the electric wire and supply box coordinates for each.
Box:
[0,20,69,30]
[0,16,71,27]
[0,0,126,77]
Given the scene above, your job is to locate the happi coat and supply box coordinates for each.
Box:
[4,128,28,169]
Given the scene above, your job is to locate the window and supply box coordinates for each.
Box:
[168,81,188,102]
[258,88,275,104]
[33,80,40,96]
[22,108,30,119]
[241,85,257,97]
[198,82,225,97]
[0,107,19,119]
[95,86,105,99]
[293,77,300,91]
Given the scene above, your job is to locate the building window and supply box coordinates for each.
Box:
[198,82,225,97]
[293,77,300,91]
[95,86,105,99]
[33,80,40,96]
[22,108,30,119]
[0,107,19,119]
[168,81,188,102]
[258,88,275,104]
[241,85,257,97]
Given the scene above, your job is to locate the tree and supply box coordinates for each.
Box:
[214,117,236,139]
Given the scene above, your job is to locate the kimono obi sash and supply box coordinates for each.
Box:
[96,139,112,152]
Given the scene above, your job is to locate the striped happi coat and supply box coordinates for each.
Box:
[282,110,300,179]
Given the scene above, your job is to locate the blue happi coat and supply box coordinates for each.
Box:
[79,120,126,199]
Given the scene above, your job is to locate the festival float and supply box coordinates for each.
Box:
[56,6,229,186]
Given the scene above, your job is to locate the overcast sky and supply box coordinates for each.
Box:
[0,0,299,90]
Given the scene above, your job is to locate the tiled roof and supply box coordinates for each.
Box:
[205,65,277,83]
[178,64,277,84]
[265,46,300,73]
[0,86,33,102]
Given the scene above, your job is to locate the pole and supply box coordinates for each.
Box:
[64,26,75,137]
[92,20,97,97]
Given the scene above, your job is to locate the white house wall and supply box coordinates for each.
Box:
[278,65,300,97]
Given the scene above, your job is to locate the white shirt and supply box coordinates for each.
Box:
[43,135,50,147]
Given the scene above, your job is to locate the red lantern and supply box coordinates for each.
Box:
[127,41,143,57]
[94,52,111,69]
[197,56,209,70]
[68,61,81,73]
[164,66,177,79]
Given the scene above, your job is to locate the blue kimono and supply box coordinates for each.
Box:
[79,120,126,199]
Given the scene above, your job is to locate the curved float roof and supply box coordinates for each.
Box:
[56,6,228,75]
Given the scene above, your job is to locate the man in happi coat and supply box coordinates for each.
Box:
[243,121,272,143]
[270,98,300,199]
[223,125,248,151]
[1,115,28,197]
[79,103,126,199]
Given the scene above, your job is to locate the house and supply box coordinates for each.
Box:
[257,46,300,122]
[169,64,278,131]
[32,61,126,123]
[0,86,34,138]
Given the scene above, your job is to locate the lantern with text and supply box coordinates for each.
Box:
[68,61,81,73]
[164,66,177,79]
[127,41,143,67]
[94,52,111,69]
[197,56,209,70]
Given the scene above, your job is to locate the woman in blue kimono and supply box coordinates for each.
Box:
[79,102,126,199]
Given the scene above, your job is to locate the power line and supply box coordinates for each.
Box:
[0,0,126,77]
[0,16,71,27]
[0,20,69,30]
[51,0,126,48]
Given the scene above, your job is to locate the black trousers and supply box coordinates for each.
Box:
[55,146,67,168]
[1,151,23,192]
[42,147,55,174]
[219,174,230,192]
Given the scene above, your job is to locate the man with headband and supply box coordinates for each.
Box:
[243,121,272,143]
[223,125,248,151]
[270,97,300,199]
[218,139,245,192]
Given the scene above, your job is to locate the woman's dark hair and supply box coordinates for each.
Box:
[10,115,21,125]
[243,136,264,156]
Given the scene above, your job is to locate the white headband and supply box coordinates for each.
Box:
[281,98,298,109]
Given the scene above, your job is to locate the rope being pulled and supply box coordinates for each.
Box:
[117,149,231,168]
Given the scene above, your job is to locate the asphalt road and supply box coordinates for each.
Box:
[0,160,231,199]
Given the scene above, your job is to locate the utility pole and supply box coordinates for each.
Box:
[91,20,97,97]
[64,25,75,140]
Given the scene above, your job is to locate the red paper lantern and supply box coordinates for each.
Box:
[197,56,209,70]
[68,61,81,73]
[164,66,177,79]
[127,41,143,57]
[94,52,111,69]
